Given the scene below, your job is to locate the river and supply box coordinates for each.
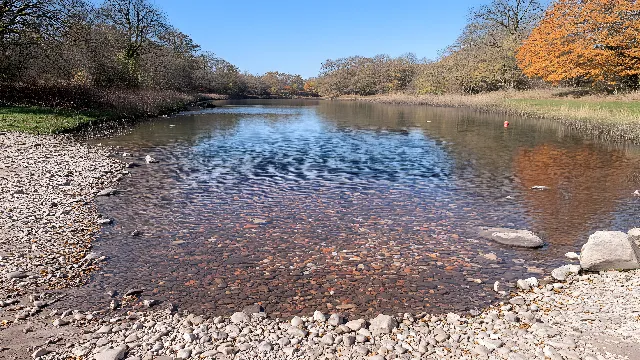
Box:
[63,99,640,317]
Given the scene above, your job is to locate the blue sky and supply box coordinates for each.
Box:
[150,0,488,78]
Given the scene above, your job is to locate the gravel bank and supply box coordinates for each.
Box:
[8,269,637,360]
[1,132,639,360]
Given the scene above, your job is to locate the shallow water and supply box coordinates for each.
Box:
[66,100,640,317]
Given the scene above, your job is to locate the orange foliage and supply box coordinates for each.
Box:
[517,0,640,83]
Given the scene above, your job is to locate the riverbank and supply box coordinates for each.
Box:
[0,86,200,135]
[347,90,640,144]
[0,132,638,359]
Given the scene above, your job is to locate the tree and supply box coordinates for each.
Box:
[517,0,640,88]
[98,0,168,86]
[0,0,87,81]
[437,0,543,93]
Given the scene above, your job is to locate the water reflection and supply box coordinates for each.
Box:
[67,100,640,317]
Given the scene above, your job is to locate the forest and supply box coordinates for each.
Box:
[315,0,640,97]
[1,0,639,111]
[0,0,311,111]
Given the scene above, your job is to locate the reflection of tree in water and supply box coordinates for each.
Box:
[514,144,635,246]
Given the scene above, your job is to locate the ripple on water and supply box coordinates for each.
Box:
[62,100,640,317]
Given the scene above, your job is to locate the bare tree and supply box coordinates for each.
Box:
[98,0,168,60]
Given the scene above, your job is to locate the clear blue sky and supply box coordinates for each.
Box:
[150,0,487,78]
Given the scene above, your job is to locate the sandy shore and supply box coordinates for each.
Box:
[0,132,639,360]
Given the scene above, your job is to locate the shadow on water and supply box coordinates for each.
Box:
[64,99,640,317]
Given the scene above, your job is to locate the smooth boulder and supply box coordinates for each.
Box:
[478,228,544,248]
[580,231,640,271]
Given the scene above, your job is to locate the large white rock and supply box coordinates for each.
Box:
[478,228,544,248]
[628,228,640,246]
[580,231,640,271]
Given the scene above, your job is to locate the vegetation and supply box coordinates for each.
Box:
[0,106,100,134]
[517,0,640,90]
[0,0,314,133]
[2,0,640,134]
[317,0,640,97]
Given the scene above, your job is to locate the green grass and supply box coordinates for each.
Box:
[0,106,110,134]
[506,98,640,124]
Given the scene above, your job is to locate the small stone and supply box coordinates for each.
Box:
[32,348,50,359]
[369,314,397,334]
[473,344,491,356]
[283,347,297,356]
[343,334,356,346]
[96,325,112,334]
[97,188,118,196]
[142,299,158,307]
[320,334,335,345]
[509,296,525,306]
[258,341,272,352]
[434,332,449,343]
[345,319,366,331]
[551,265,581,281]
[145,155,158,163]
[183,332,196,342]
[288,327,308,338]
[516,279,530,291]
[327,313,344,326]
[354,345,369,355]
[242,304,264,315]
[110,299,120,310]
[479,227,544,248]
[94,345,127,360]
[565,252,580,260]
[6,271,28,279]
[313,310,326,322]
[176,348,191,359]
[531,185,550,190]
[231,311,251,324]
[291,316,304,327]
[124,289,143,296]
[52,318,68,327]
[217,345,236,356]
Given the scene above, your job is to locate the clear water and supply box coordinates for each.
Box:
[65,100,640,317]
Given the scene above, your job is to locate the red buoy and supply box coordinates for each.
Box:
[504,121,510,128]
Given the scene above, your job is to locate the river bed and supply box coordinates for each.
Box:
[61,100,640,317]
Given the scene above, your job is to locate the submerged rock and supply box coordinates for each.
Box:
[478,228,544,248]
[96,188,118,197]
[580,231,640,271]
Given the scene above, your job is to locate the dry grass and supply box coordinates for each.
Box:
[348,89,640,143]
[0,85,199,134]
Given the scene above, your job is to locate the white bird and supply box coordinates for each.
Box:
[145,155,158,164]
[634,190,640,197]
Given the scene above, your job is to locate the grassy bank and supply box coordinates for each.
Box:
[351,89,640,144]
[0,86,198,134]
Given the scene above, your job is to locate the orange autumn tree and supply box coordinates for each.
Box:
[517,0,640,88]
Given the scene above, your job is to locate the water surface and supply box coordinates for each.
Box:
[68,100,640,317]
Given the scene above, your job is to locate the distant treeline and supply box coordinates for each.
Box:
[0,0,313,105]
[3,0,638,105]
[314,0,640,97]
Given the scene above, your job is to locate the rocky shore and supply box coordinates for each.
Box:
[1,131,639,360]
